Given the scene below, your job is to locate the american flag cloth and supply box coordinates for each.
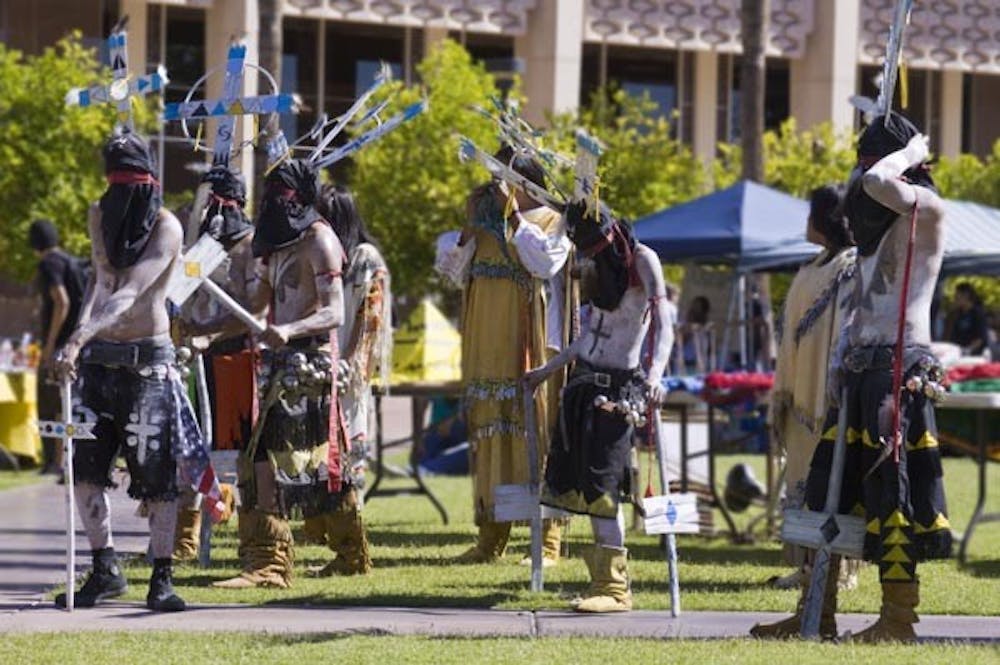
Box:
[327,331,348,493]
[170,371,227,522]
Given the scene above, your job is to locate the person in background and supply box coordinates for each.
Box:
[680,295,712,373]
[753,184,859,636]
[417,397,470,476]
[946,282,989,356]
[29,219,86,476]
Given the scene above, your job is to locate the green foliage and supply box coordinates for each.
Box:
[550,89,707,221]
[714,119,856,197]
[348,40,499,300]
[0,35,155,280]
[934,141,1000,208]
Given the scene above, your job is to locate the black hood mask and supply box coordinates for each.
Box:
[251,159,324,258]
[200,166,253,246]
[565,200,637,311]
[99,130,162,269]
[845,112,937,257]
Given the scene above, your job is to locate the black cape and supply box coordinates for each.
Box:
[252,159,324,257]
[566,200,637,311]
[845,113,937,257]
[99,131,162,269]
[200,166,253,246]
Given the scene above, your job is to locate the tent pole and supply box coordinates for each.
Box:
[720,276,739,371]
[738,273,748,369]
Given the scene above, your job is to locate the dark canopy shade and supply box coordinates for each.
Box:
[633,180,817,272]
[634,180,1000,275]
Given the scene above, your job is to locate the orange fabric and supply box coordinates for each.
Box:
[210,349,256,450]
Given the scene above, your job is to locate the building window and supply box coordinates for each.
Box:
[717,55,790,143]
[448,31,516,94]
[966,73,1000,158]
[283,17,319,143]
[580,43,691,139]
[858,66,941,148]
[158,6,206,197]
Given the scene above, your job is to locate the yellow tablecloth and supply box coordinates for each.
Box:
[0,370,40,463]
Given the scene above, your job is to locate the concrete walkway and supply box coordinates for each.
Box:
[1,458,998,642]
[2,603,998,642]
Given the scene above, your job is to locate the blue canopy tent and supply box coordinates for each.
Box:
[634,179,1000,274]
[633,180,818,273]
[633,182,1000,368]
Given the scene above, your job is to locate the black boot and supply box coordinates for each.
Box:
[55,547,128,608]
[146,558,186,612]
[39,440,60,475]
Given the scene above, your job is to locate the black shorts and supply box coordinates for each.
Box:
[805,347,952,582]
[73,345,179,502]
[541,362,642,519]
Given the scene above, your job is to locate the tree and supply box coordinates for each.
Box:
[550,89,707,221]
[348,40,500,301]
[935,142,1000,208]
[715,119,856,197]
[0,36,152,281]
[740,0,769,182]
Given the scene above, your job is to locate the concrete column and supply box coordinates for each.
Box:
[939,69,963,158]
[119,0,148,75]
[424,26,449,57]
[693,50,719,163]
[513,0,583,125]
[204,0,260,192]
[788,0,859,133]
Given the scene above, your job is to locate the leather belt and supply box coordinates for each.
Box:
[81,340,175,367]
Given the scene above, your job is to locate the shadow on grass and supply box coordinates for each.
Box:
[366,529,475,548]
[963,558,1000,578]
[260,592,517,608]
[629,540,785,567]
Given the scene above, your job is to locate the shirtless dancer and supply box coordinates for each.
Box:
[758,113,952,642]
[214,157,347,589]
[174,165,262,560]
[526,201,673,613]
[54,130,219,611]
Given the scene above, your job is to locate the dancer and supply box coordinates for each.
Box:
[768,113,951,642]
[214,155,347,589]
[54,129,222,611]
[173,165,261,560]
[302,184,391,576]
[437,148,570,565]
[526,201,673,612]
[752,186,858,637]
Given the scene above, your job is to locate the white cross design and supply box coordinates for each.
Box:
[125,410,161,465]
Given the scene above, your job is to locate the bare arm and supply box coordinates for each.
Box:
[262,224,344,347]
[861,134,945,224]
[42,284,70,363]
[635,245,672,402]
[524,334,583,392]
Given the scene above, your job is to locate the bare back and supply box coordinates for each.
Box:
[850,183,945,348]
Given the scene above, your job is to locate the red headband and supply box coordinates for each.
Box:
[106,171,160,188]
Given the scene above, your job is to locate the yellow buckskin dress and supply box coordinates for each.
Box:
[460,193,564,562]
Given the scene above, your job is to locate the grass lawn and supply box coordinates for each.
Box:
[0,469,48,492]
[5,633,1000,665]
[98,454,1000,616]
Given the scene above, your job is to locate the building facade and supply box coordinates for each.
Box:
[3,0,999,198]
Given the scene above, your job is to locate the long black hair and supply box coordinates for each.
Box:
[809,184,853,252]
[319,183,377,258]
